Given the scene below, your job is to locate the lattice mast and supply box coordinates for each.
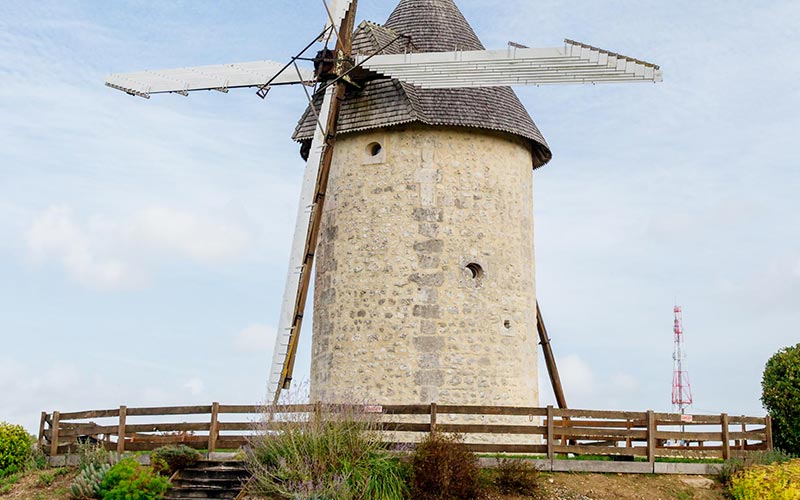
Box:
[671,305,693,414]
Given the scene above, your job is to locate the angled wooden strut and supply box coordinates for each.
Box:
[536,300,567,409]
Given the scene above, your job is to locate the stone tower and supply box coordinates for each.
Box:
[293,0,552,407]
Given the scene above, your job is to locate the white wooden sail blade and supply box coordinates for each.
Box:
[105,60,315,98]
[356,39,662,89]
[323,0,354,34]
[267,86,336,402]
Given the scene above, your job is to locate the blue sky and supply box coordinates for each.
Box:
[1,0,799,433]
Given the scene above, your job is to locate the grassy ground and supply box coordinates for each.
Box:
[0,467,75,500]
[2,468,728,500]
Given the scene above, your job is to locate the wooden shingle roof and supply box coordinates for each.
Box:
[293,0,552,168]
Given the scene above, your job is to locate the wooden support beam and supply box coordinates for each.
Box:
[430,403,437,434]
[536,301,567,409]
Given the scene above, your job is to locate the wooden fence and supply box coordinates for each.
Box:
[40,403,772,462]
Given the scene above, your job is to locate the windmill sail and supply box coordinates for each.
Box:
[357,39,662,88]
[267,86,336,401]
[105,60,314,98]
[324,0,355,34]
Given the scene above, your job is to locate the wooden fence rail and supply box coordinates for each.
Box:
[39,403,772,461]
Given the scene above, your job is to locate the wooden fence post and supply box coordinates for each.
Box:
[429,403,437,434]
[546,405,554,460]
[740,421,747,451]
[765,415,773,451]
[117,406,127,454]
[49,411,60,458]
[646,410,655,464]
[208,402,220,453]
[313,401,321,424]
[38,412,47,449]
[625,418,632,448]
[721,413,730,460]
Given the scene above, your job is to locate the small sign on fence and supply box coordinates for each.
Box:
[681,414,693,423]
[364,405,383,413]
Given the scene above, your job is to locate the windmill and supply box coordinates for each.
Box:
[105,0,662,408]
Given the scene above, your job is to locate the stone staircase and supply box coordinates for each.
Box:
[163,460,251,500]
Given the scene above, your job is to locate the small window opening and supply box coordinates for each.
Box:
[367,142,382,157]
[465,263,483,280]
[503,320,511,329]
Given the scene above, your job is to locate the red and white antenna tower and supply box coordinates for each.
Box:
[671,305,693,414]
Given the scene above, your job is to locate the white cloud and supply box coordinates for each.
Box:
[559,354,596,397]
[26,205,143,290]
[183,378,205,396]
[25,204,252,290]
[234,324,277,353]
[126,206,250,263]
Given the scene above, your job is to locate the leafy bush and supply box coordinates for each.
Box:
[0,422,31,475]
[70,463,110,499]
[247,403,409,499]
[100,458,170,500]
[718,449,796,486]
[728,458,800,499]
[762,342,800,454]
[150,445,201,476]
[492,456,542,496]
[410,433,480,500]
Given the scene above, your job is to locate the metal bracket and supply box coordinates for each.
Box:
[257,85,272,99]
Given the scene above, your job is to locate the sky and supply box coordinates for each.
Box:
[1,0,799,434]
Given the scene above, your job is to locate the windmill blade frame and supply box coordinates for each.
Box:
[356,39,662,88]
[268,85,336,400]
[269,0,359,404]
[323,0,355,35]
[105,60,315,98]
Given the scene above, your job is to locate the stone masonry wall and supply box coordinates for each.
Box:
[311,124,538,409]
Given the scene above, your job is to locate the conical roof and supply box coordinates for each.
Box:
[293,0,552,168]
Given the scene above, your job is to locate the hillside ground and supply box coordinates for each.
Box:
[1,467,728,500]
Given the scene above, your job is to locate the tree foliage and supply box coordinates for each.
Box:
[0,422,31,475]
[762,343,800,454]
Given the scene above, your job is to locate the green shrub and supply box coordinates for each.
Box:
[70,463,110,499]
[150,445,201,476]
[762,343,800,454]
[100,458,170,500]
[0,422,31,475]
[410,433,480,500]
[718,449,796,486]
[247,403,409,499]
[492,456,542,496]
[728,458,800,499]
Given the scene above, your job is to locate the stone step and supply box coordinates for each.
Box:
[163,490,238,500]
[193,460,247,469]
[163,460,251,500]
[171,478,246,490]
[179,467,250,481]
